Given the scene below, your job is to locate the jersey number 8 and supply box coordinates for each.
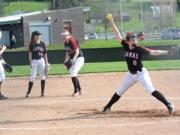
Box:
[133,60,137,66]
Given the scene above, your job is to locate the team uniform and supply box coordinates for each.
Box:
[0,52,5,83]
[102,40,174,113]
[26,41,47,97]
[65,38,84,77]
[0,44,7,99]
[116,40,155,95]
[64,37,84,95]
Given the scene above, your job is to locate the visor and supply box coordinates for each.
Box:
[61,31,69,36]
[32,31,41,36]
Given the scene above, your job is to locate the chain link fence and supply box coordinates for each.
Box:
[84,0,178,40]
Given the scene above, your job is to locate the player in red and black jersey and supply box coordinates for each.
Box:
[102,14,174,113]
[62,30,85,96]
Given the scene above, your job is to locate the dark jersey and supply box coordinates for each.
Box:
[29,41,47,60]
[121,40,151,73]
[64,37,83,59]
[0,54,2,60]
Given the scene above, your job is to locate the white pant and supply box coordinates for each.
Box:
[70,57,84,77]
[0,60,5,82]
[116,68,155,96]
[30,58,45,82]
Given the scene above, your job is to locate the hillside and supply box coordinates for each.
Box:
[3,1,180,33]
[4,2,50,15]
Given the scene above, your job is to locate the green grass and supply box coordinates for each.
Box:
[6,39,180,52]
[4,2,49,15]
[5,60,180,77]
[176,12,180,28]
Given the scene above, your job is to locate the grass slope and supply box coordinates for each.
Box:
[4,2,49,15]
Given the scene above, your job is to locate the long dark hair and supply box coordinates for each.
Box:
[31,33,35,42]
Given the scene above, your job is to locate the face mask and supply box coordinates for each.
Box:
[61,32,70,40]
[134,38,137,44]
[129,38,137,44]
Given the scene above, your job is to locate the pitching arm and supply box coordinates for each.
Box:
[107,14,122,43]
[149,50,168,56]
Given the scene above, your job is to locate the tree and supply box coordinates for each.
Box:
[177,0,180,11]
[0,0,4,16]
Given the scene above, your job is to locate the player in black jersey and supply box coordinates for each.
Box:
[26,31,49,97]
[102,14,174,114]
[62,30,85,96]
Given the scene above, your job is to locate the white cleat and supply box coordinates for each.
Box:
[101,107,111,113]
[72,92,80,97]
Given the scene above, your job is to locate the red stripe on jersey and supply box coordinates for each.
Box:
[70,37,78,49]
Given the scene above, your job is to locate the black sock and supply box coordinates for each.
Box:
[71,77,79,93]
[152,90,169,106]
[41,80,45,94]
[0,82,2,95]
[27,81,33,95]
[105,93,121,109]
[76,77,81,91]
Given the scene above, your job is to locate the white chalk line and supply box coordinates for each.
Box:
[25,97,180,104]
[2,97,180,106]
[35,97,180,104]
[0,119,180,130]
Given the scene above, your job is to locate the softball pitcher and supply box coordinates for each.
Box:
[102,14,174,113]
[0,30,7,100]
[26,31,49,97]
[62,30,84,96]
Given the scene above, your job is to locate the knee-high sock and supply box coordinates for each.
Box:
[0,82,2,95]
[41,80,45,94]
[71,77,79,93]
[152,90,169,106]
[27,81,33,94]
[104,93,121,109]
[76,77,81,91]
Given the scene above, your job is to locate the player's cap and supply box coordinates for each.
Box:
[32,31,41,36]
[140,32,145,36]
[137,32,145,37]
[126,32,137,40]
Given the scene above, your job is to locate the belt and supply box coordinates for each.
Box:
[32,58,42,60]
[129,69,142,74]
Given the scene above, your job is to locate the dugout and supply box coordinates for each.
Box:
[0,7,84,47]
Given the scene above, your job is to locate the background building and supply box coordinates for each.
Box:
[0,7,84,47]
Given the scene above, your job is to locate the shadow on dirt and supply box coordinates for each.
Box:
[1,109,180,125]
[0,109,180,125]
